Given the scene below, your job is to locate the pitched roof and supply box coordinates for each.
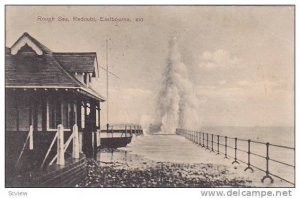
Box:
[5,32,104,101]
[5,53,83,87]
[53,52,98,75]
[11,32,52,54]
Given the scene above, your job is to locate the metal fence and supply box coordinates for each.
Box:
[176,128,295,186]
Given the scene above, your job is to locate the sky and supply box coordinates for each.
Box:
[6,6,294,128]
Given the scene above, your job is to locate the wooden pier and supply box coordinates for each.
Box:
[99,124,143,148]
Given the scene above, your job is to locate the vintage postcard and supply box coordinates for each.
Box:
[4,5,294,191]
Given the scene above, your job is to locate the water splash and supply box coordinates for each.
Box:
[156,37,200,133]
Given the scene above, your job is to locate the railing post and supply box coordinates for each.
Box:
[72,124,79,159]
[244,139,254,172]
[232,137,239,164]
[217,135,220,155]
[130,125,132,136]
[29,125,33,150]
[125,125,127,137]
[261,142,274,183]
[193,131,195,142]
[211,134,214,152]
[225,136,228,158]
[202,132,205,147]
[57,124,65,166]
[15,125,34,168]
[206,133,209,150]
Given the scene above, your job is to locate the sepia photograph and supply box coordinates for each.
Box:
[4,5,295,189]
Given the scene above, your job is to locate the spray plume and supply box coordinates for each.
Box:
[156,37,200,133]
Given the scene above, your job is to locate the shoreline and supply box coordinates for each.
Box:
[79,150,252,188]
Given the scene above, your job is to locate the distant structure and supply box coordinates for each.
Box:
[5,33,105,178]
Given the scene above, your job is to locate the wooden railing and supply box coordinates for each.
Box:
[101,124,143,137]
[41,124,80,168]
[176,128,295,186]
[15,125,33,168]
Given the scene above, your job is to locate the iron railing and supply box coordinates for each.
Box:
[176,128,295,186]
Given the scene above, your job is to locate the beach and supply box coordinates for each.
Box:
[80,155,251,187]
[77,134,293,187]
[78,135,255,187]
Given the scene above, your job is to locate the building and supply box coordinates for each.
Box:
[5,33,105,179]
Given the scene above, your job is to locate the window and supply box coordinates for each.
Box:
[48,99,73,130]
[48,100,59,129]
[83,73,87,84]
[62,102,69,128]
[18,95,30,131]
[37,103,42,131]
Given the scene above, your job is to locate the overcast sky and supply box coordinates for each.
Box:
[6,6,294,127]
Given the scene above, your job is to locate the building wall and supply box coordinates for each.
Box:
[6,90,100,132]
[6,97,18,131]
[74,73,92,87]
[6,92,43,132]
